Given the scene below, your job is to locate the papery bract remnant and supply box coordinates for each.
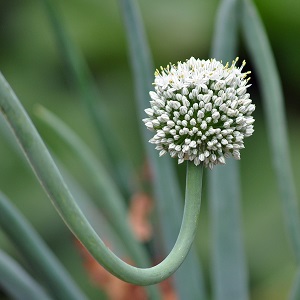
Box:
[143,57,255,169]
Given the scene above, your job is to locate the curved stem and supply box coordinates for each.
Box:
[0,72,203,285]
[35,106,152,267]
[35,107,159,297]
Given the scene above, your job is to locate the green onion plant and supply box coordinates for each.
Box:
[0,0,298,299]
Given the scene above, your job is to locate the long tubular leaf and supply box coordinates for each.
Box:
[35,106,160,298]
[0,72,203,286]
[211,0,239,60]
[241,0,300,262]
[0,191,87,300]
[59,165,126,256]
[0,250,52,300]
[40,0,132,197]
[35,106,151,264]
[209,0,249,299]
[118,0,207,298]
[209,160,249,300]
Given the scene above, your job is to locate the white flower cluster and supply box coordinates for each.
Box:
[143,57,255,169]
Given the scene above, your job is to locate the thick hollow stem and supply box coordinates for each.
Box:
[0,73,203,285]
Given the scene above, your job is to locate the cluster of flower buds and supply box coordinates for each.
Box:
[143,57,255,169]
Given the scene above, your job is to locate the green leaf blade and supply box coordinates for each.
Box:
[241,0,300,263]
[118,0,207,298]
[209,160,249,300]
[0,249,53,300]
[0,191,88,300]
[209,0,249,299]
[40,0,132,197]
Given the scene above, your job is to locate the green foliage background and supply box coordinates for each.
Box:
[0,0,299,299]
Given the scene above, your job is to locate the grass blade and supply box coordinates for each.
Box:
[0,191,87,300]
[209,0,249,299]
[241,0,300,262]
[0,249,52,300]
[118,0,207,298]
[40,0,132,197]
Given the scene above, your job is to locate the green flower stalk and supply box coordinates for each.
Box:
[143,57,255,169]
[0,71,202,285]
[0,56,254,285]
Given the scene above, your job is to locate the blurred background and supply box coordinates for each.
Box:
[0,0,299,299]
